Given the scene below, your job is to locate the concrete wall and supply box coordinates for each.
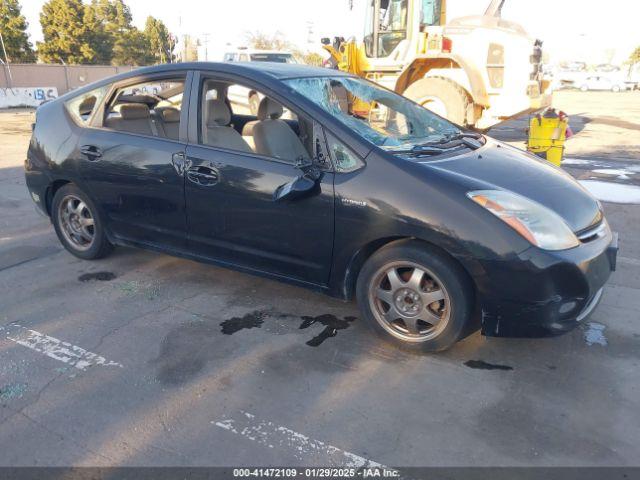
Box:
[0,87,59,108]
[0,64,137,96]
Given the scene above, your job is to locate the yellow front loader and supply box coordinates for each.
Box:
[322,0,551,129]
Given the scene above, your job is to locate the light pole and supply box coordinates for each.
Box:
[0,30,14,88]
[202,33,210,62]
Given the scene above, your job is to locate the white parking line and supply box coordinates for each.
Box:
[0,324,123,371]
[213,411,386,469]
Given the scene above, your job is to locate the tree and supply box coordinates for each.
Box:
[0,0,36,62]
[111,28,153,66]
[298,51,324,66]
[244,31,292,51]
[629,47,640,68]
[243,30,322,66]
[38,0,177,66]
[144,16,174,64]
[91,0,132,34]
[83,1,135,64]
[37,0,97,64]
[181,34,199,62]
[82,1,111,63]
[83,0,137,64]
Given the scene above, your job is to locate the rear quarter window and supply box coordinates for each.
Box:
[65,86,109,124]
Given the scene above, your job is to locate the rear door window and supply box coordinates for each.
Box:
[65,86,109,124]
[101,78,185,140]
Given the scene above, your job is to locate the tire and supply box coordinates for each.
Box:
[611,85,620,92]
[580,85,589,92]
[51,184,113,260]
[249,92,260,116]
[356,240,474,352]
[403,76,471,126]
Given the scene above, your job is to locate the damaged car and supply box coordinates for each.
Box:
[25,62,618,351]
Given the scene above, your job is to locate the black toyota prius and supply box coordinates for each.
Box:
[24,62,618,351]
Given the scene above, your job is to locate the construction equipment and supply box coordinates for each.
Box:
[322,0,551,129]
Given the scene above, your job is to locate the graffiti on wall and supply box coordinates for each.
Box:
[0,87,58,108]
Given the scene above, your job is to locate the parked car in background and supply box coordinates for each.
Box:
[25,62,618,351]
[222,49,298,64]
[578,75,627,92]
[223,49,299,115]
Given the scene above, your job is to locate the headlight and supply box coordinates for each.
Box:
[467,190,579,250]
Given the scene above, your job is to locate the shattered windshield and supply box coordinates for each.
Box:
[284,76,460,149]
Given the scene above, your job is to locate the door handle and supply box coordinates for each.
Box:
[186,166,219,186]
[80,145,102,160]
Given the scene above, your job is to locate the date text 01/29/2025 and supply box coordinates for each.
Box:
[232,467,399,477]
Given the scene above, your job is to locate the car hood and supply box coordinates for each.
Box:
[424,140,601,232]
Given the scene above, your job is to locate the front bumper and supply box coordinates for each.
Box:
[478,226,618,338]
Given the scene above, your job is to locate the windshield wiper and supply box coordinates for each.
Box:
[439,131,485,150]
[388,144,453,157]
[387,131,485,157]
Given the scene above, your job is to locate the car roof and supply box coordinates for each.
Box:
[60,62,350,102]
[127,61,346,84]
[198,61,342,79]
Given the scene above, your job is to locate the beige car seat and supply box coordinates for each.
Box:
[105,103,164,136]
[203,99,252,153]
[252,97,309,162]
[155,106,180,140]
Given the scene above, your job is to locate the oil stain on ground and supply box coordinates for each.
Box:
[219,311,356,347]
[464,360,513,371]
[220,311,268,335]
[299,314,356,347]
[154,310,357,386]
[78,271,116,282]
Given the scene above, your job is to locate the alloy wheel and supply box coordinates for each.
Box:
[58,194,95,251]
[368,261,451,342]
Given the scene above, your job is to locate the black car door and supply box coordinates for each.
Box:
[77,72,192,250]
[183,74,335,286]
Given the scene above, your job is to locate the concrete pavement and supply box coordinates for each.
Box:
[1,91,639,467]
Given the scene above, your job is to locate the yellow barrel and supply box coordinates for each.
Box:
[527,109,568,167]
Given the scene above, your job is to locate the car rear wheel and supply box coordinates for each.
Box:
[52,184,113,260]
[611,85,620,92]
[356,241,473,352]
[580,85,589,92]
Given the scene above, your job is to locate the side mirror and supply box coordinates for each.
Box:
[273,165,323,202]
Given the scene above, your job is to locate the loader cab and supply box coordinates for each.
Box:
[364,0,408,58]
[363,0,444,59]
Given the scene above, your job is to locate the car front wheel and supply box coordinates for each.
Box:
[52,184,113,260]
[356,240,474,352]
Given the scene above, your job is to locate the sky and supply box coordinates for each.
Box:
[19,0,640,64]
